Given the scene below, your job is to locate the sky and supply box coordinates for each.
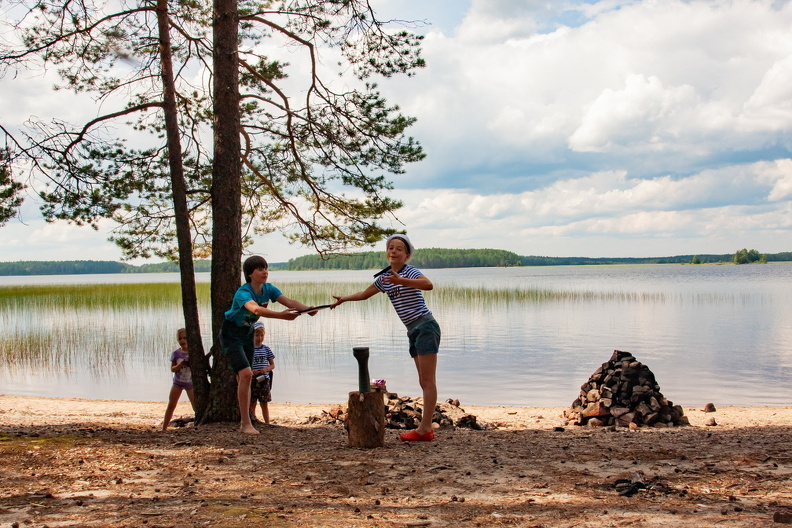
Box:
[2,0,792,264]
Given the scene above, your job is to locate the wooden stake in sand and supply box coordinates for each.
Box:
[346,347,385,448]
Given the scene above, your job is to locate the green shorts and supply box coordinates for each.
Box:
[219,320,254,373]
[407,315,441,358]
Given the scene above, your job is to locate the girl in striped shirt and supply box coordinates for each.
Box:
[331,234,441,442]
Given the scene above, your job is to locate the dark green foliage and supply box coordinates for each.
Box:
[132,260,213,273]
[2,249,791,276]
[0,259,212,276]
[733,248,766,264]
[0,150,24,226]
[0,260,131,276]
[287,248,522,270]
[523,254,736,265]
[2,0,425,260]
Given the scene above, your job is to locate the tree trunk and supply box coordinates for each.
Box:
[155,0,209,414]
[204,0,243,423]
[345,391,386,448]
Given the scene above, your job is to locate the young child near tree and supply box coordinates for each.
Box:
[161,328,195,431]
[249,321,275,424]
[331,234,441,442]
[220,255,316,435]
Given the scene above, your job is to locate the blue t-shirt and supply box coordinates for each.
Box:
[224,283,283,327]
[374,264,431,326]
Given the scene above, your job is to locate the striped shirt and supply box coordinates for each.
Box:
[251,344,275,380]
[374,264,432,326]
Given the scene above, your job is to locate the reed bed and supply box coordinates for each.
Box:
[0,282,366,310]
[0,280,730,374]
[0,283,203,309]
[0,281,715,311]
[430,285,671,304]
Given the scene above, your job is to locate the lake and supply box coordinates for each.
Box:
[1,264,791,407]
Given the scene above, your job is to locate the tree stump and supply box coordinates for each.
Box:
[346,390,386,448]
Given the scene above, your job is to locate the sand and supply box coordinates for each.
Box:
[1,394,792,527]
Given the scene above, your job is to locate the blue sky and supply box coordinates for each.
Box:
[2,0,792,263]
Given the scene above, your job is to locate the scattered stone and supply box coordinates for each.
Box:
[703,403,717,413]
[705,417,718,427]
[168,416,195,428]
[566,350,687,428]
[774,511,792,524]
[613,472,678,497]
[614,472,646,497]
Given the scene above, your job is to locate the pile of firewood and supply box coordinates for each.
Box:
[565,350,689,428]
[312,393,484,430]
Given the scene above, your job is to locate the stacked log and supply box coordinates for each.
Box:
[566,350,689,428]
[385,396,483,430]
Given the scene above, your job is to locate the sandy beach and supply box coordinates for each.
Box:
[1,394,792,527]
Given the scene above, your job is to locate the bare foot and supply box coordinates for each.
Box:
[240,424,260,435]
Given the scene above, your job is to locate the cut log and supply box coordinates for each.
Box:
[345,390,386,448]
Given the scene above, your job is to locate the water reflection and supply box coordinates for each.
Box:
[1,264,791,406]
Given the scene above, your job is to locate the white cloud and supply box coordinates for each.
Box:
[756,159,792,201]
[386,157,792,256]
[1,217,124,262]
[569,75,699,153]
[743,54,792,130]
[381,0,792,187]
[3,0,792,263]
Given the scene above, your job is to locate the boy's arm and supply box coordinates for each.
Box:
[331,284,379,308]
[254,361,274,375]
[243,299,299,320]
[275,295,313,313]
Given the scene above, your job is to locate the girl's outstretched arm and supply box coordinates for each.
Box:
[331,284,379,308]
[275,295,312,313]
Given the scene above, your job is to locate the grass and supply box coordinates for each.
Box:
[0,280,716,372]
[0,282,364,310]
[0,281,693,311]
[0,283,205,309]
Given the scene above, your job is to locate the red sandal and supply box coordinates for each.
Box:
[399,429,435,442]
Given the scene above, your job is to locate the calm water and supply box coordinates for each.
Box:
[1,264,791,407]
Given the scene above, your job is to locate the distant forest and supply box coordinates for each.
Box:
[1,249,791,276]
[0,259,213,276]
[287,248,522,270]
[285,248,792,269]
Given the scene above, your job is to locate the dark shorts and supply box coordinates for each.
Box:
[250,376,272,403]
[407,315,441,358]
[219,320,254,373]
[173,379,193,390]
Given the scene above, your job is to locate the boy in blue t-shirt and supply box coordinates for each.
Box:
[220,255,316,435]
